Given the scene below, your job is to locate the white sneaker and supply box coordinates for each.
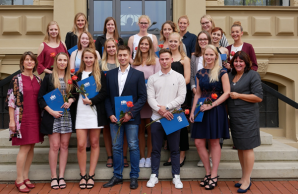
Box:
[172,175,183,189]
[209,157,213,168]
[146,174,158,188]
[197,160,204,167]
[139,158,145,168]
[145,158,151,168]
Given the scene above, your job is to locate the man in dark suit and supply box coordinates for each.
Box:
[103,45,147,189]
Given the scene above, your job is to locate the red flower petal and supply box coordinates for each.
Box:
[67,79,72,84]
[71,75,78,81]
[70,69,75,73]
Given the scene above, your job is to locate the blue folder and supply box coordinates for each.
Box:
[160,110,189,135]
[220,54,227,61]
[155,51,159,58]
[77,75,99,99]
[43,88,67,112]
[194,97,207,122]
[114,96,134,121]
[68,45,78,55]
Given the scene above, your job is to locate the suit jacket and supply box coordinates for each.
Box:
[226,42,258,71]
[70,71,108,131]
[105,66,147,125]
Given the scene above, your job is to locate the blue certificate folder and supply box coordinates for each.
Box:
[160,110,189,135]
[68,45,78,55]
[77,75,99,99]
[194,97,207,122]
[114,96,134,121]
[43,88,67,112]
[220,54,227,61]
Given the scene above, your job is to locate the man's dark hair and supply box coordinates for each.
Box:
[159,49,172,57]
[118,45,130,54]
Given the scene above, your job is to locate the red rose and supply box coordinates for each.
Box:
[158,44,164,48]
[211,93,218,100]
[127,101,134,108]
[71,75,78,81]
[184,109,189,115]
[67,79,72,84]
[231,51,235,56]
[70,69,75,73]
[115,40,118,44]
[93,40,96,43]
[135,47,138,50]
[50,53,56,58]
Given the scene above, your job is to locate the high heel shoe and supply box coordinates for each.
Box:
[79,174,87,189]
[205,176,219,190]
[15,180,30,193]
[200,174,211,187]
[237,182,251,193]
[23,179,35,189]
[180,156,186,167]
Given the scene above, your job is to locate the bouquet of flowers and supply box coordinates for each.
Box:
[145,108,189,128]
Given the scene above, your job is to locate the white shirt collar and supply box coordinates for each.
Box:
[118,65,130,73]
[159,69,173,76]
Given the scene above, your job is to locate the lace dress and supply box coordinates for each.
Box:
[191,68,230,139]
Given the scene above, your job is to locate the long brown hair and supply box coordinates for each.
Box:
[133,36,156,66]
[101,38,120,71]
[103,17,120,40]
[43,21,61,43]
[159,21,178,41]
[52,52,73,93]
[72,12,89,35]
[194,31,211,57]
[77,48,102,91]
[77,31,95,50]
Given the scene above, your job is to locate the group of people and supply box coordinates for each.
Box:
[6,12,263,193]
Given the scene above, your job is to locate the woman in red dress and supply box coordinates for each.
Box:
[6,51,44,193]
[37,21,67,75]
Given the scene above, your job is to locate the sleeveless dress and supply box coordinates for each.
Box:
[191,68,230,139]
[52,78,72,134]
[75,71,103,129]
[171,60,189,151]
[13,74,44,145]
[132,34,153,59]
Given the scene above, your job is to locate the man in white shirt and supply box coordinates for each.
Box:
[146,49,186,189]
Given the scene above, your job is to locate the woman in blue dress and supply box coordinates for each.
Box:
[189,45,230,190]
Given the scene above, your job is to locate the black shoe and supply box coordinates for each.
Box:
[180,156,186,167]
[86,174,95,189]
[163,161,172,166]
[103,176,123,188]
[130,178,138,189]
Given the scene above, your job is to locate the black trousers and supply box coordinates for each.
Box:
[151,122,180,177]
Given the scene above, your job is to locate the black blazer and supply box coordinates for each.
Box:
[65,32,78,50]
[95,34,124,57]
[105,67,147,125]
[37,74,75,135]
[70,71,108,130]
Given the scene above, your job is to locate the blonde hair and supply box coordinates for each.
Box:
[231,21,243,32]
[52,52,73,93]
[200,15,216,31]
[72,13,88,35]
[178,15,190,24]
[138,15,151,26]
[77,48,102,91]
[133,36,156,66]
[202,45,222,83]
[169,32,186,59]
[44,21,61,43]
[77,31,95,50]
[101,38,120,71]
[159,21,178,41]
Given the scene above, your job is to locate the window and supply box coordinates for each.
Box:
[89,0,172,44]
[0,0,33,5]
[224,0,290,6]
[259,81,279,128]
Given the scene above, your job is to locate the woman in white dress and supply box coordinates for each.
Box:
[127,15,158,63]
[71,48,107,189]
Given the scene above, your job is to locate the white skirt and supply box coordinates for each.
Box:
[75,94,103,129]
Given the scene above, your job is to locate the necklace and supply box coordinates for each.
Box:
[233,73,243,86]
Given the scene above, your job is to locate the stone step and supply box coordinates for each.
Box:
[0,129,273,148]
[0,161,297,181]
[0,140,295,163]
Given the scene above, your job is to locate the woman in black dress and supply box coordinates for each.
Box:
[95,17,124,58]
[65,13,88,50]
[228,51,263,193]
